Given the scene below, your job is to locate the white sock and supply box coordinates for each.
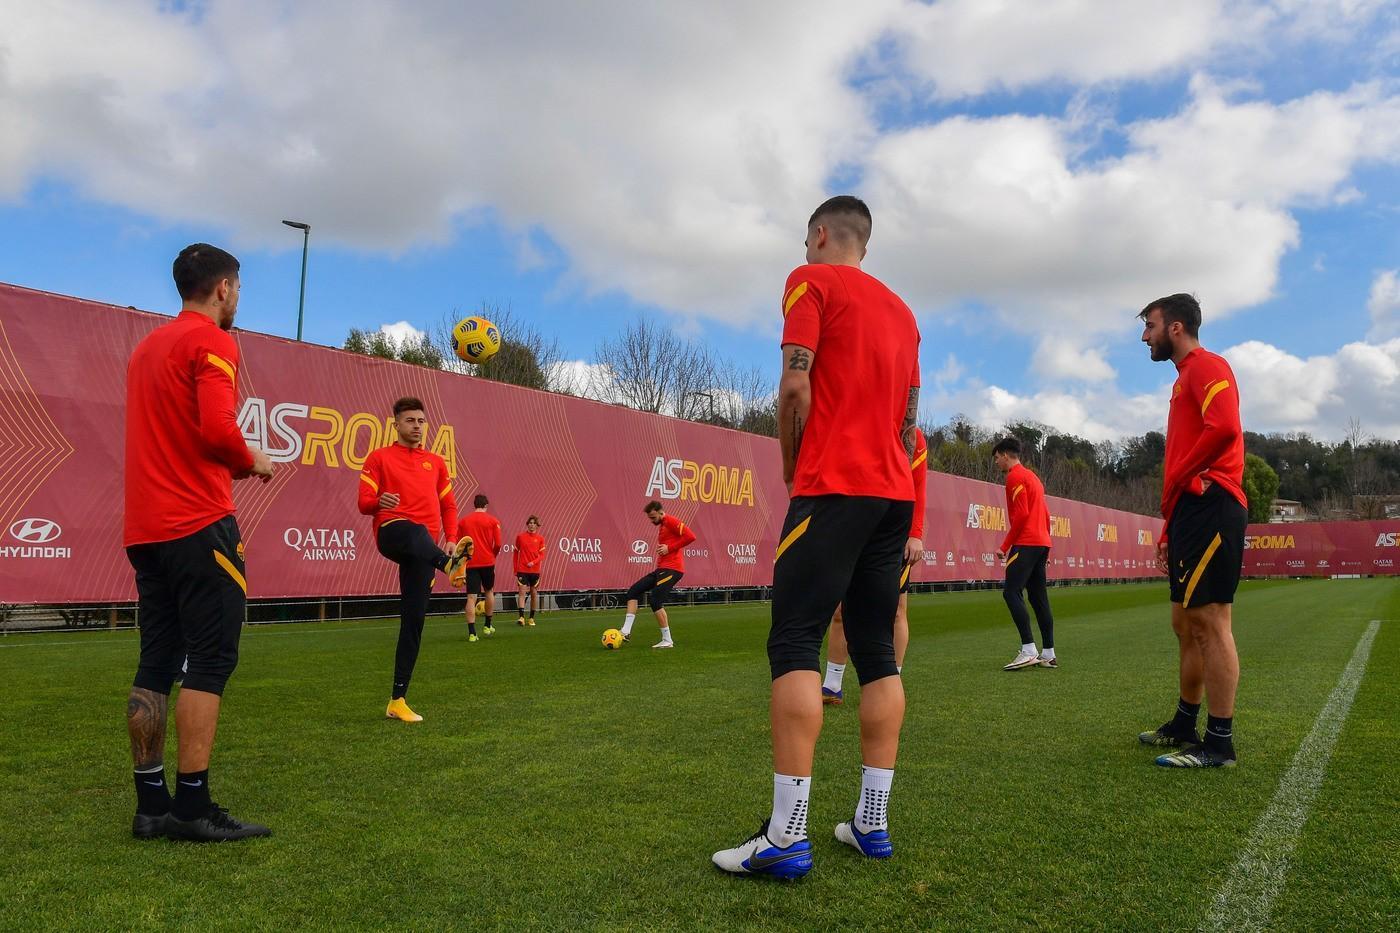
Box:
[770,773,810,845]
[854,765,893,833]
[621,613,636,636]
[1021,642,1037,655]
[822,661,846,693]
[659,625,672,643]
[1040,646,1056,660]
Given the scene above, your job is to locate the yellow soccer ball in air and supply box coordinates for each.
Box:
[452,315,501,365]
[601,628,624,650]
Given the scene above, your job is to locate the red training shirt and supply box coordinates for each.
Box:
[358,443,458,541]
[460,511,503,568]
[910,429,928,540]
[1001,461,1051,553]
[1162,348,1246,536]
[124,311,255,546]
[513,532,546,574]
[656,514,697,572]
[781,263,920,500]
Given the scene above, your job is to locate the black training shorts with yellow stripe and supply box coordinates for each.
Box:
[626,568,684,611]
[1167,484,1248,608]
[769,495,913,685]
[127,514,246,696]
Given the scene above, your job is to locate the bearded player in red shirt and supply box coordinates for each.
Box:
[618,502,696,648]
[714,196,920,878]
[1137,294,1247,768]
[124,244,274,841]
[359,398,473,722]
[514,515,546,626]
[993,436,1056,671]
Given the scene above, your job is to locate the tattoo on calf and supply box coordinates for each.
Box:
[127,687,168,769]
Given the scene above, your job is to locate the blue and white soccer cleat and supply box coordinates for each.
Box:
[712,820,813,879]
[835,821,893,859]
[821,687,844,706]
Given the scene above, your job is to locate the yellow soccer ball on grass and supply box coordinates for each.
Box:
[452,315,501,365]
[601,628,624,650]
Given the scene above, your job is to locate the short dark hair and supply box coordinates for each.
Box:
[527,514,539,525]
[392,397,425,417]
[1139,293,1201,338]
[173,243,240,301]
[808,195,872,247]
[474,494,489,509]
[644,501,663,514]
[992,436,1022,457]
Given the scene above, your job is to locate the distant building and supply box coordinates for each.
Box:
[1269,499,1306,522]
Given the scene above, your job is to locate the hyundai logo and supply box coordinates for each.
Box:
[9,518,62,544]
[631,539,649,556]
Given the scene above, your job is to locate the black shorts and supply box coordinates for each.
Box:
[1167,485,1248,608]
[899,561,913,595]
[626,569,683,611]
[126,515,246,696]
[466,566,496,593]
[769,495,913,685]
[516,573,540,588]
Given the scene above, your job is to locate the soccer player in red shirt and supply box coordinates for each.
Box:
[514,515,546,626]
[454,494,504,640]
[993,436,1056,671]
[714,196,920,877]
[359,398,473,722]
[123,244,274,841]
[822,428,927,704]
[1137,293,1247,768]
[618,502,696,648]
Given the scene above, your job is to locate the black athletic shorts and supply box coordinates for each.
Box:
[466,566,496,593]
[898,561,913,595]
[1167,484,1248,608]
[126,515,246,696]
[516,572,540,588]
[626,568,683,611]
[769,495,913,684]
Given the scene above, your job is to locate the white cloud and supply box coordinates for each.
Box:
[1031,336,1116,383]
[378,320,426,348]
[927,380,1169,443]
[547,360,615,399]
[1366,269,1400,340]
[1223,338,1400,439]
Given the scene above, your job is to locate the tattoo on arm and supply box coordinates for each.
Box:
[788,348,811,371]
[901,386,919,460]
[127,687,168,769]
[792,414,805,458]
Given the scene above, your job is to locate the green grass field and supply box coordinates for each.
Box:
[2,579,1397,931]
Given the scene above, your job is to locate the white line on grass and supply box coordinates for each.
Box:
[1200,619,1381,933]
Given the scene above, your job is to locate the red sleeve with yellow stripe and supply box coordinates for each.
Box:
[910,430,928,539]
[1161,351,1245,528]
[192,330,254,473]
[359,448,384,515]
[780,264,836,353]
[437,461,458,541]
[1002,464,1030,555]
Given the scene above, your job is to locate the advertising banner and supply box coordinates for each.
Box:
[3,283,1188,603]
[1243,521,1400,577]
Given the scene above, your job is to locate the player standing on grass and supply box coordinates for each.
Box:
[822,428,927,705]
[618,502,696,648]
[456,494,503,641]
[123,243,274,841]
[993,437,1056,671]
[713,196,920,877]
[1137,294,1247,768]
[514,515,546,626]
[359,398,473,723]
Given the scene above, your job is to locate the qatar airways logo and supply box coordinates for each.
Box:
[727,543,757,565]
[966,504,1007,531]
[284,527,357,561]
[559,536,603,563]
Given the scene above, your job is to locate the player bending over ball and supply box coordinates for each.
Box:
[360,398,473,723]
[822,428,927,704]
[713,196,920,878]
[1137,294,1247,768]
[514,515,546,626]
[618,502,696,648]
[455,494,503,641]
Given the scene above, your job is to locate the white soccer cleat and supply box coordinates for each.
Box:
[1003,650,1040,671]
[711,821,813,878]
[652,640,674,649]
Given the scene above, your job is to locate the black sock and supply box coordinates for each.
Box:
[1171,698,1201,734]
[468,622,477,635]
[133,766,171,815]
[529,609,535,618]
[392,682,408,700]
[1205,715,1234,749]
[484,614,492,627]
[173,769,212,820]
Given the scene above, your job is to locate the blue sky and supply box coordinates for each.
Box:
[3,1,1399,441]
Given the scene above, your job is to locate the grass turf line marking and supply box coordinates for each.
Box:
[1200,619,1381,933]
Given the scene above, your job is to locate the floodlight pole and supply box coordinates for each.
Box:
[282,220,311,341]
